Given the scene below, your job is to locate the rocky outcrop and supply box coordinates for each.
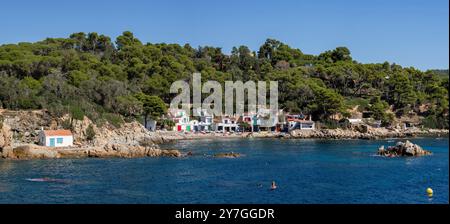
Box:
[0,110,53,145]
[0,119,14,158]
[0,146,14,158]
[214,152,242,158]
[377,140,432,157]
[2,143,181,160]
[0,122,12,149]
[12,144,60,159]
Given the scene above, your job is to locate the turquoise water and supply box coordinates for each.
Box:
[0,137,448,203]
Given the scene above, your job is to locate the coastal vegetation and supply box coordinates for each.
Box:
[0,31,448,129]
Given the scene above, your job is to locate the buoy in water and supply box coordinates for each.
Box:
[426,188,433,197]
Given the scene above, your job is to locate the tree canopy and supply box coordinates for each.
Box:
[0,32,448,128]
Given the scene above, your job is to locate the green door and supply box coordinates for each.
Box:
[49,138,55,147]
[186,125,191,131]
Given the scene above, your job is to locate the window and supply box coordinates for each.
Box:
[57,138,63,144]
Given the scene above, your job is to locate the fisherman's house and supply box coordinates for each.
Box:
[286,114,315,130]
[214,115,239,133]
[237,112,257,132]
[39,129,73,147]
[168,109,190,132]
[192,108,214,132]
[255,108,283,132]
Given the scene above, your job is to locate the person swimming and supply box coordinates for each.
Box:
[271,181,277,190]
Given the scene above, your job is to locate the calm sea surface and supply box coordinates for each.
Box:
[0,137,448,203]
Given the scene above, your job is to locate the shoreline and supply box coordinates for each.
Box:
[151,128,449,143]
[1,127,448,160]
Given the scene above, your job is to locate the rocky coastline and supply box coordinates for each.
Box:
[0,109,448,160]
[3,144,181,159]
[150,127,448,142]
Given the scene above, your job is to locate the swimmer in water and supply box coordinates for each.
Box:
[271,181,277,190]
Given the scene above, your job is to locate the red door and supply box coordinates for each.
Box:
[177,125,182,131]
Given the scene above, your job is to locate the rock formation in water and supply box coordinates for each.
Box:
[214,152,242,158]
[377,140,432,157]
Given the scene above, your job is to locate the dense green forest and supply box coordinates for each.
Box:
[0,31,448,128]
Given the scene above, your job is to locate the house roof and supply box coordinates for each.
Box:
[43,130,73,136]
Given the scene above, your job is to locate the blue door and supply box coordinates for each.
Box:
[49,138,55,147]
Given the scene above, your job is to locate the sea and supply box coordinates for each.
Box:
[0,137,448,203]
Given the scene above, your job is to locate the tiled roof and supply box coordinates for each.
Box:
[43,130,73,136]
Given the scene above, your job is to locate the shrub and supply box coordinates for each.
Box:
[101,113,123,128]
[161,119,175,129]
[345,97,370,112]
[422,114,449,129]
[319,119,351,129]
[61,119,73,130]
[86,124,96,141]
[70,105,85,120]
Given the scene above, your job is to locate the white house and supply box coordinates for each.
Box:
[193,108,214,131]
[296,120,315,130]
[238,112,257,132]
[287,114,315,130]
[256,108,279,131]
[168,109,190,132]
[189,120,199,132]
[39,129,73,147]
[214,115,239,133]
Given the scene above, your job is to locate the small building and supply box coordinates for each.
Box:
[193,108,214,132]
[256,108,280,132]
[258,114,277,131]
[39,129,73,147]
[238,112,256,132]
[143,118,157,131]
[286,114,315,130]
[214,115,239,133]
[189,120,199,132]
[297,120,315,130]
[168,109,190,132]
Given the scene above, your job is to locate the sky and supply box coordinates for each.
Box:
[0,0,448,70]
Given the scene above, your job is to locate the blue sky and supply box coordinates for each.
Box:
[1,0,448,70]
